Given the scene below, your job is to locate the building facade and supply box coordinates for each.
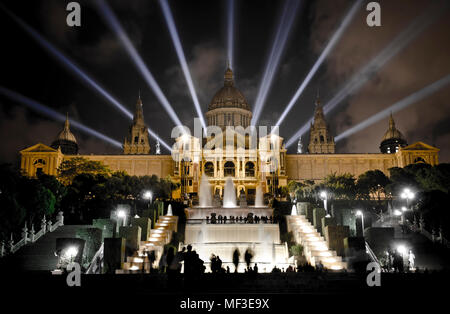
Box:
[20,66,440,199]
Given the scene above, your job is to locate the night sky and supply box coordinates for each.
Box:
[0,0,449,164]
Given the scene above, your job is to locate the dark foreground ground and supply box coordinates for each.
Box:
[2,270,449,312]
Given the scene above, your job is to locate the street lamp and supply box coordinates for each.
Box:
[320,191,329,216]
[400,188,415,210]
[397,245,407,257]
[117,209,127,227]
[65,246,78,263]
[356,210,365,236]
[143,190,153,209]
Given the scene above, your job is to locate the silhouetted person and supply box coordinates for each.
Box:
[216,255,222,271]
[233,248,240,273]
[174,247,185,273]
[147,250,156,273]
[184,245,195,275]
[254,263,258,273]
[244,249,253,268]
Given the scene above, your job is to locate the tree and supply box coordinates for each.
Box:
[386,167,418,195]
[0,164,26,239]
[37,173,67,209]
[57,157,111,185]
[18,178,56,223]
[324,173,357,200]
[357,170,390,200]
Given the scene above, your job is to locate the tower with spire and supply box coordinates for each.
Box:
[380,113,407,154]
[123,95,151,154]
[51,113,79,154]
[308,94,335,154]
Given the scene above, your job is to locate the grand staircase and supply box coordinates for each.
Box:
[117,215,178,273]
[287,215,347,270]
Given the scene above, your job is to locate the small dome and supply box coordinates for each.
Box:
[208,67,250,111]
[381,114,406,142]
[56,118,77,143]
[380,114,407,154]
[51,114,78,154]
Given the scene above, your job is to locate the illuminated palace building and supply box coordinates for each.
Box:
[20,66,439,199]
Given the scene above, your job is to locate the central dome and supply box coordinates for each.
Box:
[208,67,250,111]
[206,66,252,129]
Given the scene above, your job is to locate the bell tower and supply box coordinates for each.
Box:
[123,95,151,154]
[308,95,335,154]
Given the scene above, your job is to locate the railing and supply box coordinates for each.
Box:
[86,242,104,274]
[365,241,381,266]
[404,218,450,249]
[0,211,64,258]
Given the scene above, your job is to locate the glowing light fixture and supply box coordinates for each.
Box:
[65,246,78,259]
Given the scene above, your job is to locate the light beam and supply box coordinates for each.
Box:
[96,0,183,128]
[227,0,235,69]
[285,0,448,148]
[251,0,301,125]
[275,0,363,127]
[0,86,122,148]
[158,0,207,133]
[335,74,450,142]
[1,5,132,120]
[2,5,172,152]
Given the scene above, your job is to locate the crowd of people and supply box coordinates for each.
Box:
[380,249,416,272]
[206,213,276,224]
[148,245,338,276]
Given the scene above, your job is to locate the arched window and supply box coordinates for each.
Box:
[414,157,426,163]
[320,135,325,143]
[33,159,46,165]
[204,162,214,177]
[224,161,235,177]
[245,162,255,177]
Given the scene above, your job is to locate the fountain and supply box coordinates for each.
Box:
[167,204,173,216]
[183,176,291,272]
[291,204,297,216]
[255,185,264,207]
[199,175,212,207]
[223,177,237,208]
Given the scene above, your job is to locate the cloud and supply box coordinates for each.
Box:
[309,0,450,162]
[38,0,135,67]
[0,106,121,164]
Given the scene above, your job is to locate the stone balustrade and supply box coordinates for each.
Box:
[0,211,64,257]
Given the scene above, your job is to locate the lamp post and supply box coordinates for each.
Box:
[356,210,364,236]
[400,188,414,224]
[320,191,328,216]
[117,209,127,226]
[143,190,153,209]
[400,188,415,210]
